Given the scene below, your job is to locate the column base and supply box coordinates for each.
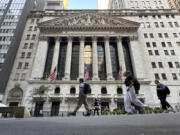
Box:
[63,74,70,81]
[107,74,114,81]
[92,76,100,81]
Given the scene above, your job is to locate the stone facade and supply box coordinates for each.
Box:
[166,0,180,9]
[108,0,170,9]
[2,9,180,116]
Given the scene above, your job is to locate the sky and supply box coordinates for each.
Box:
[68,0,98,9]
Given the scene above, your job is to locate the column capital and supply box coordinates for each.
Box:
[104,36,109,41]
[117,36,123,41]
[55,36,61,41]
[92,36,97,41]
[79,36,85,41]
[67,36,73,41]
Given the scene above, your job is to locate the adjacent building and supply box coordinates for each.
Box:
[0,0,65,102]
[108,0,170,9]
[98,0,109,9]
[166,0,180,9]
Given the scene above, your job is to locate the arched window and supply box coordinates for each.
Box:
[101,87,107,94]
[117,87,123,94]
[54,87,60,94]
[70,87,76,94]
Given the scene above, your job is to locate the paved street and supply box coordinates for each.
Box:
[0,113,180,135]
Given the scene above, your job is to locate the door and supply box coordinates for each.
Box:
[51,101,60,116]
[34,101,44,117]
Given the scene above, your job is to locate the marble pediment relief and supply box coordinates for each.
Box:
[39,13,139,30]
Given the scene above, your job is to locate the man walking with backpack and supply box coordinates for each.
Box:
[155,80,175,113]
[69,78,91,116]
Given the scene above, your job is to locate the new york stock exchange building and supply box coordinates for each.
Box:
[3,9,180,116]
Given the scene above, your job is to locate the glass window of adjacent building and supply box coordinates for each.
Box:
[172,73,178,80]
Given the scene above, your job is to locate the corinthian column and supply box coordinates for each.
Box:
[51,37,61,73]
[104,36,114,80]
[117,36,126,75]
[78,36,84,79]
[92,36,99,81]
[63,36,73,80]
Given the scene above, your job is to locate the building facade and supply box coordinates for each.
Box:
[166,0,180,9]
[108,0,170,9]
[2,9,180,116]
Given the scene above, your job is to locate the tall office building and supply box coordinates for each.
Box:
[98,0,109,9]
[108,0,170,9]
[166,0,180,9]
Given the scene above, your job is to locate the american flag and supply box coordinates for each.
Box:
[118,67,123,80]
[84,70,89,82]
[49,67,58,82]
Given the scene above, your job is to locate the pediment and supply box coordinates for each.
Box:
[38,13,140,31]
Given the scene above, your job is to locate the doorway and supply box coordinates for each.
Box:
[9,102,19,107]
[51,101,60,116]
[34,101,44,117]
[101,102,109,112]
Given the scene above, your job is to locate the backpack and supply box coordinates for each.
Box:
[83,83,90,95]
[165,86,170,95]
[132,77,140,93]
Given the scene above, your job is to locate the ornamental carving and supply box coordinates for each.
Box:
[39,13,140,30]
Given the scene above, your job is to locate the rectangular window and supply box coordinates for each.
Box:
[144,33,148,38]
[20,52,25,58]
[175,62,180,68]
[151,62,156,68]
[146,22,151,28]
[161,73,167,80]
[17,62,22,69]
[160,22,164,27]
[34,26,37,31]
[23,43,28,49]
[20,73,26,81]
[28,26,32,31]
[29,43,34,49]
[24,63,29,69]
[150,33,154,38]
[158,33,163,38]
[154,22,159,28]
[154,73,160,80]
[152,42,157,47]
[27,52,31,58]
[164,50,169,55]
[168,22,173,27]
[176,42,180,47]
[170,50,175,55]
[154,50,159,56]
[168,62,173,68]
[172,73,178,80]
[146,42,150,47]
[31,19,35,24]
[161,42,166,47]
[167,42,172,47]
[174,22,179,27]
[158,62,163,68]
[164,33,169,38]
[26,35,30,40]
[31,34,36,40]
[173,33,178,38]
[148,50,153,56]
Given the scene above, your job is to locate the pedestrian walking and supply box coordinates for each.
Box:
[69,78,91,116]
[154,80,175,113]
[123,71,149,114]
[93,99,100,115]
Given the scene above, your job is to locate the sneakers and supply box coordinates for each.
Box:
[167,107,176,113]
[84,112,91,116]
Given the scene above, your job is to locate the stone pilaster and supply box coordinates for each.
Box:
[117,36,126,79]
[78,36,85,79]
[31,36,48,79]
[51,37,61,73]
[92,36,99,81]
[63,36,73,80]
[104,36,114,80]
